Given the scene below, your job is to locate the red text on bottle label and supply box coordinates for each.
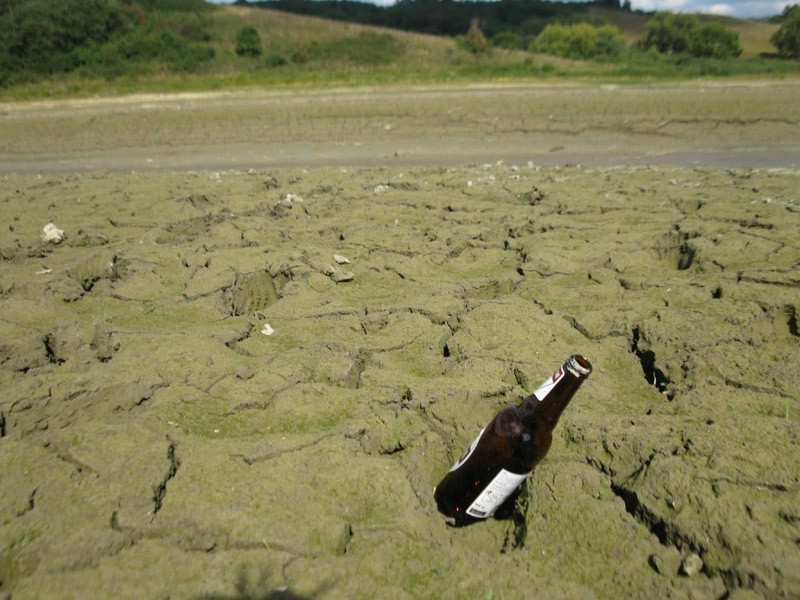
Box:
[532,366,564,401]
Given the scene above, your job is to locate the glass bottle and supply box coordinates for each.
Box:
[434,354,592,526]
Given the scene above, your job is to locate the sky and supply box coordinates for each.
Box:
[207,0,792,20]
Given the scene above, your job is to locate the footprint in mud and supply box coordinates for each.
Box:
[0,334,50,373]
[181,193,214,210]
[91,322,120,363]
[652,228,698,271]
[155,213,227,245]
[68,230,110,248]
[0,322,119,371]
[41,324,94,365]
[223,270,282,317]
[66,250,121,292]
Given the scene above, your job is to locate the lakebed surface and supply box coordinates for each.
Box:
[0,81,799,599]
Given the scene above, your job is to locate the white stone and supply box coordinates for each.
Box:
[41,223,65,244]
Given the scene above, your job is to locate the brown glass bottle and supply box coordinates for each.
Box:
[434,354,592,526]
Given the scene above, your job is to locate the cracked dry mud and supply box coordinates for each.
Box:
[1,163,798,599]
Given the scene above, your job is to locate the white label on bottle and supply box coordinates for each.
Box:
[466,469,529,519]
[532,366,564,401]
[449,427,485,472]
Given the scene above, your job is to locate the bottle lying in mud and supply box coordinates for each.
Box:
[434,354,592,527]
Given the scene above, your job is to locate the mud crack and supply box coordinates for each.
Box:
[43,333,64,365]
[610,483,692,550]
[16,487,37,517]
[586,450,712,578]
[630,326,673,399]
[563,314,593,340]
[224,320,257,355]
[152,438,180,518]
[233,433,336,465]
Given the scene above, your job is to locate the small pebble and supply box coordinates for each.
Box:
[236,367,255,380]
[331,270,355,283]
[681,552,704,577]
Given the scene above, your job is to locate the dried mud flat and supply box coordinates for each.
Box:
[1,83,799,599]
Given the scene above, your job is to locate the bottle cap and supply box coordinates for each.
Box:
[566,354,592,377]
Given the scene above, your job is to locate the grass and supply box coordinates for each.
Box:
[1,4,799,101]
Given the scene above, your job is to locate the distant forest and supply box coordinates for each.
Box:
[237,0,624,39]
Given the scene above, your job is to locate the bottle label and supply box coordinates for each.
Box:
[466,469,529,519]
[533,366,564,401]
[449,427,485,472]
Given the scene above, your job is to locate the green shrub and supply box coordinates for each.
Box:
[0,0,126,79]
[0,0,216,85]
[264,52,288,67]
[459,19,491,54]
[771,5,800,58]
[235,27,262,57]
[492,31,524,50]
[80,26,214,77]
[690,23,742,58]
[641,12,698,54]
[530,23,625,59]
[641,12,741,58]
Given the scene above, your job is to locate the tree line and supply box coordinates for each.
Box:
[0,0,215,86]
[242,0,602,40]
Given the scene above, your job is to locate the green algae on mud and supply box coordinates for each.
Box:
[0,164,798,599]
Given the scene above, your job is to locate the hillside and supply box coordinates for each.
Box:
[589,7,780,58]
[255,0,783,59]
[0,1,797,100]
[211,5,467,73]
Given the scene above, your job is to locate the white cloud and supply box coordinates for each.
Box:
[629,0,791,16]
[660,0,692,10]
[707,3,735,14]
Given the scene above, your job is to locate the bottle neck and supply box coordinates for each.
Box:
[521,354,592,428]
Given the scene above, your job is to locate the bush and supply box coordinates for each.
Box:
[641,12,698,54]
[690,23,742,58]
[235,26,262,57]
[492,31,524,50]
[771,5,800,58]
[530,22,625,59]
[0,0,126,79]
[641,12,741,59]
[264,52,288,67]
[0,0,217,85]
[80,26,215,77]
[459,19,491,54]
